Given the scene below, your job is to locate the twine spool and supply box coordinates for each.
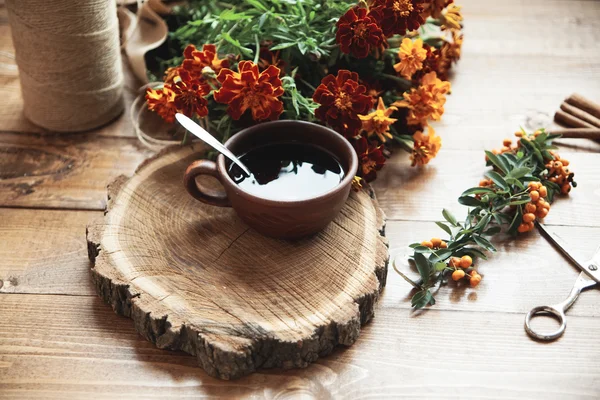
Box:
[6,0,124,132]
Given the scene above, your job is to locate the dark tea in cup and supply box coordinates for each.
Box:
[227,142,345,201]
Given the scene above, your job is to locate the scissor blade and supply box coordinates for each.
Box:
[536,222,600,283]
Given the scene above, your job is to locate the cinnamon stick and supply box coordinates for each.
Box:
[547,128,600,140]
[564,93,600,120]
[560,102,600,128]
[554,109,595,128]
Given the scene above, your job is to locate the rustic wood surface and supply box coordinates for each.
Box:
[1,0,600,398]
[86,144,388,380]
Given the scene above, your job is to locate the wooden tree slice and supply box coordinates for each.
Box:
[87,143,389,380]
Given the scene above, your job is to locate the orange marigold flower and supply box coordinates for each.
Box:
[354,136,386,182]
[313,70,373,138]
[164,66,183,84]
[182,44,229,78]
[171,69,211,119]
[441,4,463,30]
[394,38,427,78]
[411,126,442,166]
[359,97,398,142]
[370,0,427,37]
[336,6,384,59]
[214,61,284,121]
[437,30,463,80]
[146,85,177,123]
[421,0,453,19]
[393,71,451,125]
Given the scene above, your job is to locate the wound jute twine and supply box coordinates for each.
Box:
[6,0,124,132]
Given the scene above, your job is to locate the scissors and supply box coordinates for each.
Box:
[524,222,600,341]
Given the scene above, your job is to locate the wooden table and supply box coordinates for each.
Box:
[1,0,599,398]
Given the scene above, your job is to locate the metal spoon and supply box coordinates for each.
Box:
[175,113,251,176]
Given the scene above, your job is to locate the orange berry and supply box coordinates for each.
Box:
[470,275,482,287]
[452,269,465,281]
[529,190,540,202]
[503,139,512,147]
[440,241,448,249]
[534,130,542,136]
[492,149,500,155]
[561,184,571,195]
[501,146,511,153]
[517,223,530,233]
[514,131,523,137]
[537,208,549,219]
[525,203,537,213]
[421,240,433,249]
[553,161,563,169]
[449,257,461,267]
[561,159,569,166]
[479,179,488,187]
[539,186,547,198]
[527,221,534,230]
[523,213,536,223]
[549,177,557,183]
[460,255,473,269]
[431,238,442,248]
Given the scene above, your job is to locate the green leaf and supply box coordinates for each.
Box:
[414,252,432,282]
[485,151,508,174]
[434,262,447,272]
[442,208,458,226]
[473,235,497,252]
[245,0,269,12]
[486,171,509,190]
[429,249,453,263]
[474,213,491,231]
[506,166,532,179]
[509,198,532,206]
[413,245,433,253]
[459,247,488,260]
[461,187,495,196]
[458,196,484,207]
[483,225,502,236]
[411,289,435,309]
[435,221,453,236]
[270,42,297,50]
[408,242,421,248]
[507,206,523,236]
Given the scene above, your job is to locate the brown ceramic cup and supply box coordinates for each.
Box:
[183,120,358,239]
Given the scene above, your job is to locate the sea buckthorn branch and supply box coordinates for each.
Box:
[396,129,577,309]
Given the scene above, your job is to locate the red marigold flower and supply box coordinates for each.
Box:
[370,0,427,37]
[146,85,177,123]
[182,44,230,78]
[353,136,386,182]
[336,6,384,59]
[213,61,284,121]
[171,69,211,119]
[258,45,285,75]
[312,70,373,138]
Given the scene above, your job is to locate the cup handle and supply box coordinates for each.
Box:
[183,160,231,207]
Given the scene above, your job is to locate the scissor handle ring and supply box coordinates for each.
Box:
[524,305,566,341]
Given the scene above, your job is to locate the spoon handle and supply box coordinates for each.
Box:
[175,113,251,176]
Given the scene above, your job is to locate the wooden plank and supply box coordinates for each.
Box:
[0,132,153,210]
[0,209,98,296]
[1,294,599,398]
[373,149,600,227]
[2,208,599,319]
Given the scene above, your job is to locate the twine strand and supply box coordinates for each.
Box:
[6,0,124,132]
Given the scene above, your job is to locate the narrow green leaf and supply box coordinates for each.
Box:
[483,225,502,235]
[509,198,532,205]
[474,213,491,231]
[414,252,431,282]
[486,171,509,190]
[270,42,297,50]
[507,206,523,236]
[458,196,484,207]
[434,262,447,272]
[411,289,434,309]
[459,247,488,260]
[461,187,495,196]
[442,208,458,226]
[507,166,532,179]
[485,151,508,174]
[408,243,421,248]
[429,249,453,263]
[473,235,497,252]
[245,0,269,11]
[435,221,453,236]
